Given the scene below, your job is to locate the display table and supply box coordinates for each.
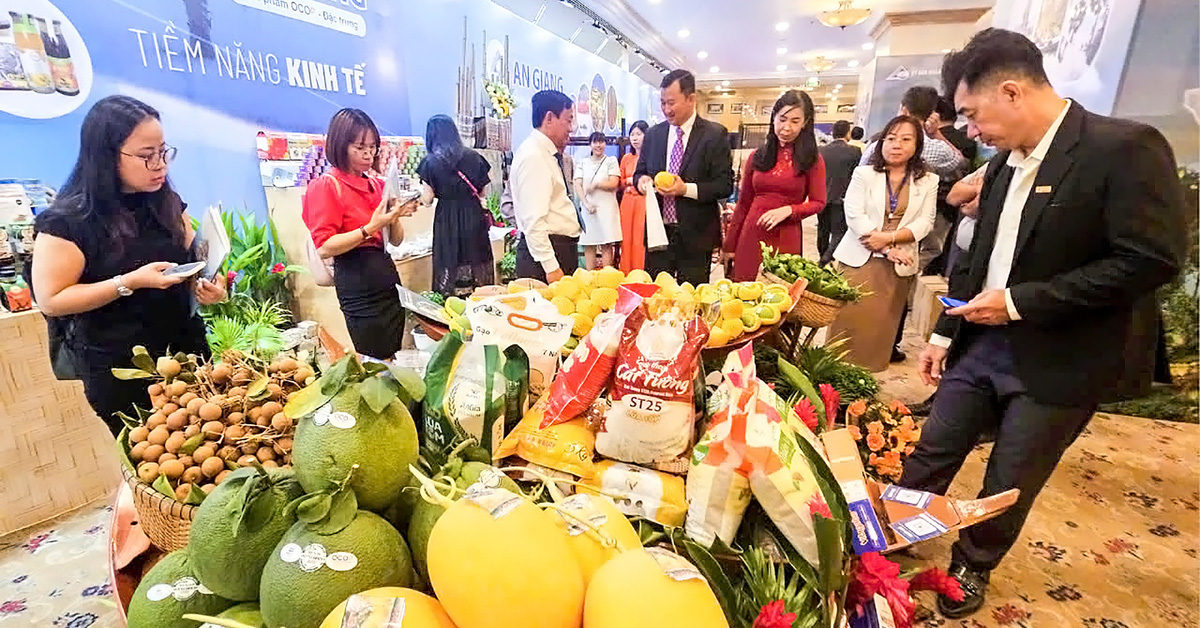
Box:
[0,309,121,536]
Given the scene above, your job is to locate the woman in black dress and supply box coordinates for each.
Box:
[418,115,493,297]
[30,96,227,436]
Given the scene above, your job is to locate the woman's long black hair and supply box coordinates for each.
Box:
[869,115,928,181]
[53,95,184,257]
[628,120,649,156]
[425,114,465,168]
[752,90,818,175]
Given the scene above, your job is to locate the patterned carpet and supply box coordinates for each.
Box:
[0,412,1194,628]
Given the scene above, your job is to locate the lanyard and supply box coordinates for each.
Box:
[886,174,909,219]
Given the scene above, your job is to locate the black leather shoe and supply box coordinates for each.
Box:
[891,348,907,363]
[908,395,935,416]
[938,563,989,619]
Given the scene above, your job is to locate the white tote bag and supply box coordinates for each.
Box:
[644,189,670,251]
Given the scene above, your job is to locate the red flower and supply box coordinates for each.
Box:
[819,383,840,430]
[808,494,833,519]
[226,270,237,286]
[848,553,915,628]
[794,398,819,432]
[270,262,285,274]
[908,567,965,602]
[753,600,796,628]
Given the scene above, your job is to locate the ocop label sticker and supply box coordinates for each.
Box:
[329,411,357,429]
[646,547,707,584]
[558,494,609,537]
[146,577,216,602]
[465,484,521,520]
[325,551,359,572]
[279,542,303,563]
[312,403,333,426]
[299,543,328,572]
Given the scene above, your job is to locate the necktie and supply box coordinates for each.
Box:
[663,126,684,224]
[556,152,585,232]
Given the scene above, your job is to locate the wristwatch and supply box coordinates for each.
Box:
[114,275,134,297]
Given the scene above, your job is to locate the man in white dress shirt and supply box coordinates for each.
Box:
[511,90,580,283]
[901,29,1186,619]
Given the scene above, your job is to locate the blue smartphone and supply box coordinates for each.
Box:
[938,296,968,309]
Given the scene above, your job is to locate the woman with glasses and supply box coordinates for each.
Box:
[417,114,493,297]
[303,108,415,359]
[29,95,227,436]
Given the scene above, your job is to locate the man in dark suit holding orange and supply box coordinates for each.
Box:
[904,29,1187,618]
[634,69,733,285]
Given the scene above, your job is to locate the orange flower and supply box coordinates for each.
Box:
[900,416,916,430]
[890,400,911,416]
[867,420,884,436]
[883,450,902,467]
[866,432,886,452]
[848,424,863,441]
[847,399,868,418]
[894,422,920,446]
[905,444,915,456]
[880,410,892,422]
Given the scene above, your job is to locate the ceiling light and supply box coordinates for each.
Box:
[709,65,720,73]
[830,95,838,100]
[941,48,952,53]
[777,64,787,71]
[777,47,788,55]
[721,80,730,86]
[835,84,843,89]
[848,59,860,68]
[819,1,871,29]
[862,42,874,50]
[697,50,709,59]
[804,56,836,73]
[678,29,690,38]
[775,22,789,31]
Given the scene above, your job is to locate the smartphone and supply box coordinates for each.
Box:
[161,262,206,278]
[395,189,421,204]
[938,296,968,309]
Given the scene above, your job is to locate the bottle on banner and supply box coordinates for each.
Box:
[12,13,52,94]
[0,14,30,91]
[47,19,78,96]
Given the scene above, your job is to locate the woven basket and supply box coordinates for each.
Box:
[795,291,846,328]
[120,465,195,552]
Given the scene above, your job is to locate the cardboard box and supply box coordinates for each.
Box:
[821,429,1019,554]
[912,276,949,340]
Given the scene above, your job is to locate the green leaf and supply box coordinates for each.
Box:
[790,432,852,548]
[363,362,389,376]
[285,382,332,419]
[320,356,355,396]
[116,426,135,473]
[130,346,156,374]
[152,474,176,499]
[241,484,279,534]
[180,432,207,456]
[111,368,155,380]
[184,483,207,505]
[778,356,825,423]
[247,376,271,401]
[358,377,398,415]
[315,488,358,535]
[386,364,427,404]
[296,493,332,524]
[813,515,848,600]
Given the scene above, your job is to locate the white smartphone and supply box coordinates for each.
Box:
[161,261,206,278]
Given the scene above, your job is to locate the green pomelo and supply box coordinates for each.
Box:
[127,551,233,628]
[408,462,520,582]
[293,388,419,512]
[259,511,413,628]
[382,475,422,532]
[190,467,304,601]
[197,603,264,628]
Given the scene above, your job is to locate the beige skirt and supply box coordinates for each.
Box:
[826,258,914,373]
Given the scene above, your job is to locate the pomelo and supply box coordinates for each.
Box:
[195,603,264,628]
[544,493,641,586]
[320,588,457,628]
[126,551,233,628]
[584,547,727,628]
[189,467,304,601]
[259,510,413,628]
[293,387,419,512]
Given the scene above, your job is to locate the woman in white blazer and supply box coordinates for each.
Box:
[829,115,939,372]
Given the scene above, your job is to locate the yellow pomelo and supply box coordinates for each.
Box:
[706,327,732,348]
[740,310,761,333]
[653,172,677,188]
[575,298,602,320]
[654,271,677,288]
[756,303,782,325]
[679,282,696,295]
[428,488,585,628]
[554,278,582,301]
[720,318,744,338]
[719,300,744,321]
[551,296,575,317]
[735,281,764,301]
[538,287,555,301]
[625,269,653,284]
[590,287,619,311]
[584,548,727,628]
[573,268,596,287]
[321,588,457,628]
[544,494,641,587]
[595,267,623,289]
[572,313,595,337]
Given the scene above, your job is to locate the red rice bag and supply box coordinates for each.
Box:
[541,284,659,428]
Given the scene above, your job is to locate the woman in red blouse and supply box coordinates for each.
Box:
[722,90,826,282]
[302,108,416,359]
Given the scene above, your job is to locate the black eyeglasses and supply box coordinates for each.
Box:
[121,145,178,168]
[349,143,381,157]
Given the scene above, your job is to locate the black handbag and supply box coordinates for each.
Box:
[46,315,82,381]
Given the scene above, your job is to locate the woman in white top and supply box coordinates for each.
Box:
[828,115,939,372]
[574,132,622,269]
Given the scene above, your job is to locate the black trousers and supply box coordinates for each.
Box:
[899,330,1096,571]
[516,234,579,283]
[817,200,846,266]
[646,224,712,286]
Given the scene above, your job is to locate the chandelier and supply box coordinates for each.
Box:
[804,56,836,73]
[818,1,871,29]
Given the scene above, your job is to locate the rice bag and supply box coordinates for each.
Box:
[494,394,596,478]
[580,460,687,527]
[595,304,709,465]
[686,345,758,547]
[541,284,659,428]
[468,290,573,395]
[423,330,530,456]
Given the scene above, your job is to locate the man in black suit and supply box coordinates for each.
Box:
[634,69,733,285]
[903,28,1186,619]
[817,120,861,265]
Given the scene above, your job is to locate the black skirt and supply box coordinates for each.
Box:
[333,246,405,359]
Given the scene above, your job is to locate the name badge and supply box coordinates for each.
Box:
[1034,185,1052,194]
